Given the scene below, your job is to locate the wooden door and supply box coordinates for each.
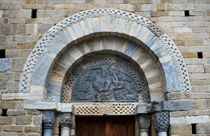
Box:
[76,116,135,136]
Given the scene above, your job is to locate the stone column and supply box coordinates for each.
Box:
[138,116,151,136]
[59,113,72,136]
[154,111,169,136]
[42,111,55,136]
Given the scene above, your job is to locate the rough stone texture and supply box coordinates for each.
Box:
[196,123,210,134]
[16,116,32,125]
[170,124,191,134]
[0,117,13,125]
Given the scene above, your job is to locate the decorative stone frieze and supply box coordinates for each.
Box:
[73,103,137,115]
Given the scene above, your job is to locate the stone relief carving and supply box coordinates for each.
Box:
[62,53,149,103]
[72,66,139,102]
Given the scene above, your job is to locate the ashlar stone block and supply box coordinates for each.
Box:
[0,58,11,72]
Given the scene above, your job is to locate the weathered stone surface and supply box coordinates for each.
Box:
[170,117,185,124]
[0,58,11,72]
[0,100,16,109]
[7,110,27,116]
[31,54,53,86]
[196,123,210,134]
[10,59,26,72]
[0,132,16,136]
[33,115,42,125]
[2,126,23,132]
[166,92,182,100]
[25,126,41,133]
[0,117,13,125]
[161,62,180,92]
[153,101,196,111]
[185,115,210,124]
[163,101,196,111]
[170,124,191,134]
[16,116,32,125]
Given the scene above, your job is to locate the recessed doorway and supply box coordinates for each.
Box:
[76,116,135,136]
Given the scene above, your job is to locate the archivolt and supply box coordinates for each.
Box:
[19,8,191,98]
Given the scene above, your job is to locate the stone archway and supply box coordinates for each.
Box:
[1,8,196,136]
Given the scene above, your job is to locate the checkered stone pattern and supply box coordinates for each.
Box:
[112,103,136,115]
[159,34,191,93]
[74,103,137,115]
[74,105,100,115]
[154,111,170,132]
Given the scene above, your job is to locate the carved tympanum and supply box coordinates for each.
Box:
[72,66,139,102]
[62,52,149,103]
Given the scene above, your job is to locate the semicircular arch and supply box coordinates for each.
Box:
[18,8,191,101]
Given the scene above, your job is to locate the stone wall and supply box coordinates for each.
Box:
[0,0,210,135]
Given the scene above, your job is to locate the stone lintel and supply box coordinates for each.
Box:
[24,101,72,112]
[153,101,196,112]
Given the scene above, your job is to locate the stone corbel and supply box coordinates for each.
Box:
[59,113,72,136]
[42,111,55,136]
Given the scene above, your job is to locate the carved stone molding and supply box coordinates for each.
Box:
[73,103,137,115]
[42,111,55,128]
[59,113,72,127]
[154,111,169,132]
[18,8,191,96]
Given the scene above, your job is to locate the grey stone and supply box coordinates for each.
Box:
[33,115,42,125]
[161,62,180,92]
[153,101,196,111]
[196,123,210,134]
[31,54,53,86]
[154,111,169,132]
[7,110,27,116]
[59,113,72,127]
[138,116,151,130]
[163,101,196,111]
[0,58,11,72]
[0,132,16,136]
[124,42,138,57]
[42,111,55,128]
[47,84,61,95]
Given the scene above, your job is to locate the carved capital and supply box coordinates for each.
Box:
[138,116,151,132]
[42,111,55,128]
[154,111,169,132]
[59,113,72,127]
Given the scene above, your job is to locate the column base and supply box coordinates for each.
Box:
[61,127,70,136]
[140,131,149,136]
[158,132,167,136]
